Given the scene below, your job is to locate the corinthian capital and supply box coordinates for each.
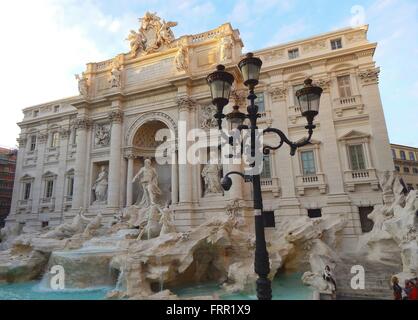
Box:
[37,132,49,144]
[17,136,27,148]
[268,86,288,102]
[230,89,247,106]
[313,78,331,92]
[108,110,124,123]
[358,68,380,85]
[176,96,197,112]
[74,117,92,130]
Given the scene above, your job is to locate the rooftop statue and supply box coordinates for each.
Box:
[126,12,178,58]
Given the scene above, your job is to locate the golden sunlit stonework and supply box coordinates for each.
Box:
[8,13,394,254]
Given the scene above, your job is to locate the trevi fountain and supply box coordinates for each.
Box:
[0,163,416,300]
[0,12,416,301]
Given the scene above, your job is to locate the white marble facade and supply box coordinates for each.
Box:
[6,14,394,250]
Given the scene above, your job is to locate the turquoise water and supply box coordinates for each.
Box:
[0,282,111,300]
[0,273,311,300]
[174,273,313,300]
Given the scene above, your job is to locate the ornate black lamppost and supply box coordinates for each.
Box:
[206,53,323,300]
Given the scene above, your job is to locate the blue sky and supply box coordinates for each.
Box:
[0,0,417,148]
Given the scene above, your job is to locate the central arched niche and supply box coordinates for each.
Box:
[132,120,172,206]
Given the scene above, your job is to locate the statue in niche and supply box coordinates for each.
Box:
[92,166,108,204]
[201,153,223,195]
[133,159,162,208]
[75,73,88,96]
[219,37,233,62]
[175,45,188,71]
[95,125,110,147]
[109,63,121,88]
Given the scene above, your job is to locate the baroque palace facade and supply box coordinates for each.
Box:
[6,13,394,250]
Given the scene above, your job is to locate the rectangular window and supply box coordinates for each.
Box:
[45,180,54,199]
[337,75,352,97]
[413,167,418,174]
[293,84,304,105]
[50,132,59,148]
[33,110,39,117]
[348,144,366,170]
[301,150,316,175]
[400,151,406,160]
[42,221,49,228]
[30,135,37,151]
[404,167,410,173]
[24,183,31,200]
[331,38,343,50]
[308,209,322,218]
[409,152,415,161]
[261,155,271,179]
[391,149,396,159]
[255,93,265,112]
[67,177,74,197]
[395,166,400,172]
[263,211,276,228]
[72,129,77,145]
[359,207,374,233]
[288,48,299,59]
[54,105,60,113]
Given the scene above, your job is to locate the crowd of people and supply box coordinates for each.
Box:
[392,276,418,300]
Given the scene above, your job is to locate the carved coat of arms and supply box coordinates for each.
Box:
[126,12,178,57]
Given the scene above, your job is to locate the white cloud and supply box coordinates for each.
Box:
[266,19,307,46]
[0,0,110,148]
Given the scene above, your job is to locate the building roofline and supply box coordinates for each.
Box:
[22,95,82,112]
[253,24,369,55]
[390,143,418,150]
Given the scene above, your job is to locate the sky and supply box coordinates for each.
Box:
[0,0,417,148]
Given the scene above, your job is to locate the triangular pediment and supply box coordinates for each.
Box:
[42,171,57,178]
[338,130,370,141]
[20,174,33,181]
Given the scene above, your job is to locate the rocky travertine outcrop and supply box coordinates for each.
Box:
[105,212,346,299]
[358,173,417,285]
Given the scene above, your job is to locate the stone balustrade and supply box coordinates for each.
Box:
[343,168,379,192]
[296,173,327,196]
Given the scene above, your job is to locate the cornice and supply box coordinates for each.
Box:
[260,43,377,77]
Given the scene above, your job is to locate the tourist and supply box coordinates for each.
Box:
[403,280,413,300]
[323,265,337,292]
[407,279,418,300]
[391,276,402,300]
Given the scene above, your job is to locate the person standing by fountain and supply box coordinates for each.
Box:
[133,159,162,208]
[391,276,403,300]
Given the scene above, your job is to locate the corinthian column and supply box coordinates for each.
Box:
[72,117,91,210]
[107,108,123,208]
[177,96,196,204]
[126,154,134,206]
